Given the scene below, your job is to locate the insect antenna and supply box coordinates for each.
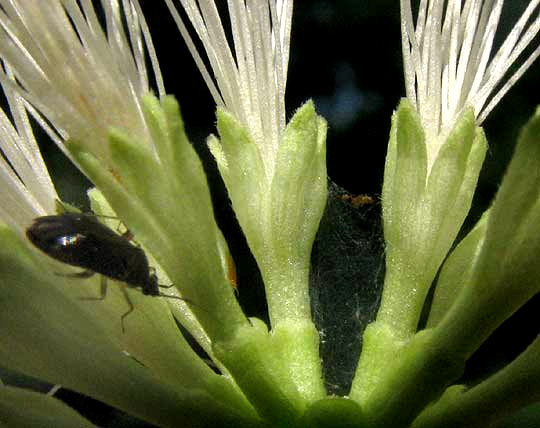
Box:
[159,293,190,300]
[158,291,197,309]
[157,284,193,302]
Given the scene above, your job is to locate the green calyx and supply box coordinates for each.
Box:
[350,104,540,428]
[209,100,327,325]
[431,106,540,357]
[209,99,328,410]
[378,98,487,336]
[350,99,486,419]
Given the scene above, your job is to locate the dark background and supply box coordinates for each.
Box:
[11,1,540,426]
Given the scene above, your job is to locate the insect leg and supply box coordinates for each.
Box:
[158,293,194,308]
[79,276,108,300]
[114,220,133,241]
[119,286,134,333]
[89,213,134,241]
[121,229,134,241]
[57,269,95,278]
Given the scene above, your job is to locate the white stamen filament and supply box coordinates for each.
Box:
[164,0,293,178]
[402,0,540,166]
[0,65,58,229]
[0,0,164,162]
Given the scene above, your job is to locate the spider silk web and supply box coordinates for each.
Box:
[310,181,385,395]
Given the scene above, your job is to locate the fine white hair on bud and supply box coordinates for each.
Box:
[164,0,293,178]
[0,0,164,161]
[401,0,540,159]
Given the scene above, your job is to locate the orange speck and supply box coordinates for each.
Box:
[340,194,377,208]
[227,253,238,292]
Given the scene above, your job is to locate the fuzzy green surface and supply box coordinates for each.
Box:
[377,99,486,336]
[426,213,488,327]
[209,100,327,409]
[433,106,540,357]
[350,100,485,409]
[211,100,327,325]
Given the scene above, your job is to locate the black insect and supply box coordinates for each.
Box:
[26,212,183,331]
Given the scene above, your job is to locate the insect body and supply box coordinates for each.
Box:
[26,213,181,330]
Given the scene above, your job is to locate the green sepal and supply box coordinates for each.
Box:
[270,100,327,265]
[382,98,427,251]
[0,385,98,428]
[478,108,540,291]
[107,129,163,206]
[426,212,488,327]
[434,106,540,356]
[265,101,327,321]
[54,199,81,214]
[210,101,327,404]
[378,100,486,334]
[352,100,486,410]
[355,329,465,428]
[143,95,218,224]
[350,322,407,403]
[270,320,325,403]
[213,101,327,323]
[212,318,305,425]
[423,111,485,276]
[210,108,267,256]
[212,318,326,425]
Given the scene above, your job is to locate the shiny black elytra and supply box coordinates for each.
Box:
[26,213,182,331]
